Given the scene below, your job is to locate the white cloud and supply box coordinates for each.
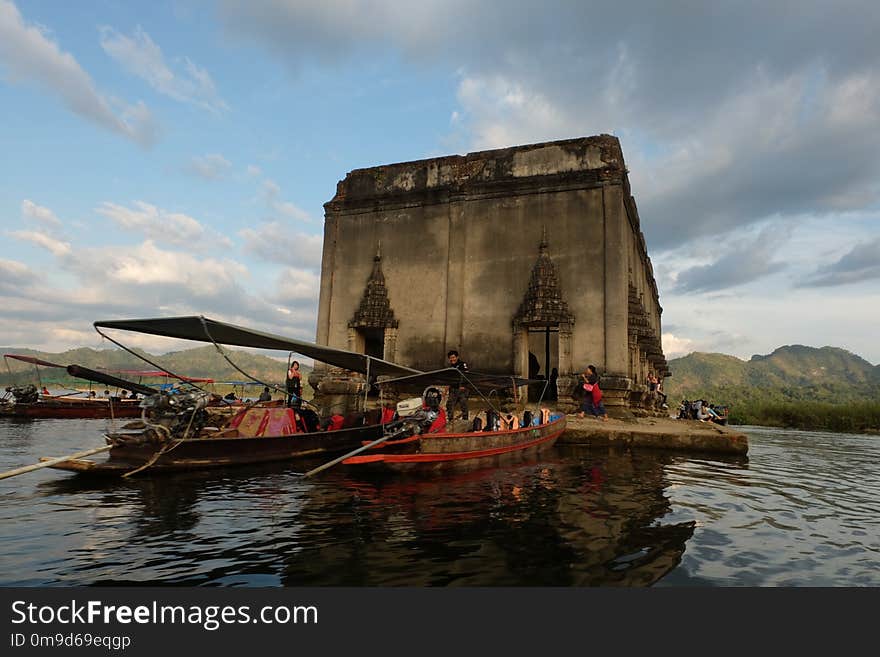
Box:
[802,236,880,287]
[99,25,228,113]
[662,333,696,359]
[0,0,158,147]
[452,73,576,150]
[8,229,71,257]
[275,267,320,303]
[187,153,232,180]
[100,240,247,296]
[239,222,323,268]
[21,199,61,228]
[96,201,206,245]
[672,225,791,293]
[0,257,35,290]
[260,179,312,223]
[246,164,262,177]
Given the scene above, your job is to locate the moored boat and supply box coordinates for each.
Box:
[46,404,384,476]
[2,356,150,419]
[343,367,565,474]
[1,395,143,419]
[36,315,419,478]
[344,414,566,473]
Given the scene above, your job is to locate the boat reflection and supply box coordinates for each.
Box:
[27,445,725,586]
[277,447,701,586]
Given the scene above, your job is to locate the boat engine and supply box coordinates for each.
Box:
[139,390,210,442]
[384,386,445,437]
[5,384,39,404]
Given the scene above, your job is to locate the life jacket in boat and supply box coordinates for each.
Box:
[426,407,447,433]
[293,411,309,433]
[499,414,520,430]
[380,406,396,425]
[539,407,551,424]
[325,414,345,431]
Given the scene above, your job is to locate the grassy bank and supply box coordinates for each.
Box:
[728,401,880,434]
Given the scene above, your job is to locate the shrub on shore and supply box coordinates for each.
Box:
[729,401,880,433]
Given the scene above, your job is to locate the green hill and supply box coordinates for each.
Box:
[665,345,880,431]
[1,346,309,393]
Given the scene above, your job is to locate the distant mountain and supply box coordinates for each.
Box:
[1,346,308,391]
[665,345,880,407]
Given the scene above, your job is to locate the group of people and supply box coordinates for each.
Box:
[677,399,728,423]
[444,350,610,425]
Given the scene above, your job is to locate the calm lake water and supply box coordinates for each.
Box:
[0,418,877,586]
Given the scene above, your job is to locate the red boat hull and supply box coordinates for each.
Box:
[344,415,566,473]
[0,398,143,419]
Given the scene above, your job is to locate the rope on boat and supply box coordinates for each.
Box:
[197,316,319,412]
[453,370,549,428]
[94,326,206,394]
[122,437,183,478]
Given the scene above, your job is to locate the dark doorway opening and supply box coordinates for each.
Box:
[358,328,384,396]
[527,327,559,401]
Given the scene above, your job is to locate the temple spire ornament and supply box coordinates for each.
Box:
[514,232,574,328]
[349,243,398,329]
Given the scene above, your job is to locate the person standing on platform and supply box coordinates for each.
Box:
[577,365,608,422]
[446,350,469,421]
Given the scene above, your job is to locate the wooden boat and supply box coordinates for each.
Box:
[38,315,419,477]
[2,355,152,419]
[1,394,143,419]
[343,367,565,473]
[46,405,385,476]
[344,415,566,473]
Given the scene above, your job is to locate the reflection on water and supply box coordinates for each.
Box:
[0,419,877,586]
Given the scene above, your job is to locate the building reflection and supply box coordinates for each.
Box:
[28,446,721,586]
[277,447,703,586]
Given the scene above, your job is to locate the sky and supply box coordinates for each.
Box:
[1,0,878,364]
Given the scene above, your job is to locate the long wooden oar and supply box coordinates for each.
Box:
[298,427,409,478]
[0,445,112,480]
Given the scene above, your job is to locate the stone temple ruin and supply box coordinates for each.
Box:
[310,135,668,415]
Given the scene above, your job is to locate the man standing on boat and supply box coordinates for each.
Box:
[446,350,469,421]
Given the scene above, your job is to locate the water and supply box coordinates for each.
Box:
[0,418,877,586]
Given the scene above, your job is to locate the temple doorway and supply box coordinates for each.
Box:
[527,327,559,401]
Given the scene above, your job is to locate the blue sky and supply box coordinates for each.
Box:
[1,1,879,364]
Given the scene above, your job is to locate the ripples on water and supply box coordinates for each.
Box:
[0,419,877,586]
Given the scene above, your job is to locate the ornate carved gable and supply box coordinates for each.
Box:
[349,248,399,329]
[514,231,574,328]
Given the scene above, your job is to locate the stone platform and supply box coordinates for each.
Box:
[558,415,749,455]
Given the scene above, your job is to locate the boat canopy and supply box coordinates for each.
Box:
[97,368,214,383]
[378,367,543,393]
[3,354,65,368]
[66,365,156,397]
[94,316,421,379]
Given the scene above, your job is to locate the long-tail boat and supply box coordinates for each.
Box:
[343,368,566,473]
[2,355,145,419]
[41,315,420,477]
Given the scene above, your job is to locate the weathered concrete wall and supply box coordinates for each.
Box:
[314,135,666,412]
